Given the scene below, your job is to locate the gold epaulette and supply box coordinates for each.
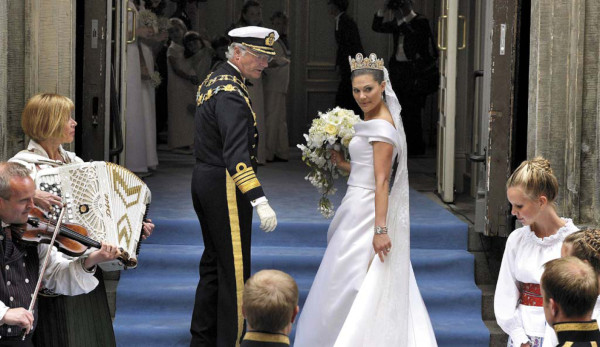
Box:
[201,73,248,95]
[196,84,241,105]
[196,74,258,126]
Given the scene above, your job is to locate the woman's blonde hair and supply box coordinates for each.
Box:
[564,229,600,275]
[21,93,74,142]
[506,156,558,204]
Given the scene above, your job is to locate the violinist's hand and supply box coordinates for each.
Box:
[142,219,154,240]
[33,189,62,212]
[84,242,121,270]
[3,308,34,334]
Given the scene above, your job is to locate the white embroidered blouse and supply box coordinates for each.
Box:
[494,219,578,344]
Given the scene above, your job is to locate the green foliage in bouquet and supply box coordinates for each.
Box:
[297,107,361,218]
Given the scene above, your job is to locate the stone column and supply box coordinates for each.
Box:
[528,0,600,225]
[3,0,27,161]
[25,0,76,100]
[0,1,7,161]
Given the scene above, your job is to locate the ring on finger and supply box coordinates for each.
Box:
[386,248,391,252]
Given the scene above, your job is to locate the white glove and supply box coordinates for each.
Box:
[256,201,277,232]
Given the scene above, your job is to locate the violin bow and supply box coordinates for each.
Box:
[22,207,66,340]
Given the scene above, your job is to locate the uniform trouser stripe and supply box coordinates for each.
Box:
[225,170,245,347]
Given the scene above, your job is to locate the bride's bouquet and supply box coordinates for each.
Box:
[297,107,361,218]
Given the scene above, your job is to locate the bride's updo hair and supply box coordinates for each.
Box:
[506,156,559,204]
[350,68,384,84]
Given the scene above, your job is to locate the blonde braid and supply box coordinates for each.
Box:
[584,229,600,256]
[506,156,558,203]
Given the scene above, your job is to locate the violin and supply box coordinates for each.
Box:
[10,207,136,267]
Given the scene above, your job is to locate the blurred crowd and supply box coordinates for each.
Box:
[126,0,291,175]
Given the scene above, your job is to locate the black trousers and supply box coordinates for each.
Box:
[0,335,33,347]
[190,163,253,347]
[389,59,426,155]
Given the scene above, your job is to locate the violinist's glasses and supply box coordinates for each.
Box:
[245,48,273,64]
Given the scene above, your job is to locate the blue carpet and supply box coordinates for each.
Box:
[113,152,489,347]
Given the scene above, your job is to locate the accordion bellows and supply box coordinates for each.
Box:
[35,162,151,270]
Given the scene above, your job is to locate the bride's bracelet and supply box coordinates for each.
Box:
[374,226,388,235]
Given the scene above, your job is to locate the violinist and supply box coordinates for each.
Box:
[0,162,121,346]
[8,93,155,346]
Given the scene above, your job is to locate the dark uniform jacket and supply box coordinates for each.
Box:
[0,225,40,338]
[554,320,600,346]
[195,62,265,202]
[372,12,436,67]
[240,332,290,347]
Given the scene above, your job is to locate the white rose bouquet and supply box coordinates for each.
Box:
[297,107,361,218]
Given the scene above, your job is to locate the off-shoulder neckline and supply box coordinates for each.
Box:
[360,118,396,130]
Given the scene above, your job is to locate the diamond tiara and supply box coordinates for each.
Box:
[349,53,385,72]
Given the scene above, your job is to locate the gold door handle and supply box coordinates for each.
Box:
[458,15,467,50]
[437,15,447,51]
[126,7,136,44]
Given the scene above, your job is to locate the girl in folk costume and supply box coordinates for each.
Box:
[495,157,579,347]
[294,53,436,346]
[542,229,600,346]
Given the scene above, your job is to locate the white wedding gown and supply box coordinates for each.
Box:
[294,119,437,347]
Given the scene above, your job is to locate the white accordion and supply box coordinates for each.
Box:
[35,161,152,270]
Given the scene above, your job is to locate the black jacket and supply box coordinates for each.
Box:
[372,12,436,67]
[240,332,290,347]
[555,320,600,347]
[194,62,265,201]
[336,12,364,76]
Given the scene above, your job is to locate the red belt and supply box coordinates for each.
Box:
[519,282,543,307]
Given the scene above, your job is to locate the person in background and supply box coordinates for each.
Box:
[167,18,197,154]
[372,0,437,156]
[240,270,299,347]
[210,36,231,72]
[184,31,214,85]
[541,256,600,346]
[148,0,170,144]
[495,157,579,347]
[264,11,291,163]
[328,0,364,118]
[125,0,159,176]
[230,0,264,29]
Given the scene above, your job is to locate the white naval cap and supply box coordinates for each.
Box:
[228,26,279,55]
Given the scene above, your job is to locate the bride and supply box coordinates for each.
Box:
[294,53,437,346]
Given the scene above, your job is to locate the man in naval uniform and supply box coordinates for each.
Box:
[541,257,600,346]
[190,26,279,347]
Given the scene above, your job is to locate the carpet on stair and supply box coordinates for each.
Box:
[114,188,488,347]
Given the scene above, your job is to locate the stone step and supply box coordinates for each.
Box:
[485,320,508,347]
[479,284,496,321]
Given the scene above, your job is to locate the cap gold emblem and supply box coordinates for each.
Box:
[265,32,276,47]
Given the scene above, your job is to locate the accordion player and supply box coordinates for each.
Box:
[34,161,152,270]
